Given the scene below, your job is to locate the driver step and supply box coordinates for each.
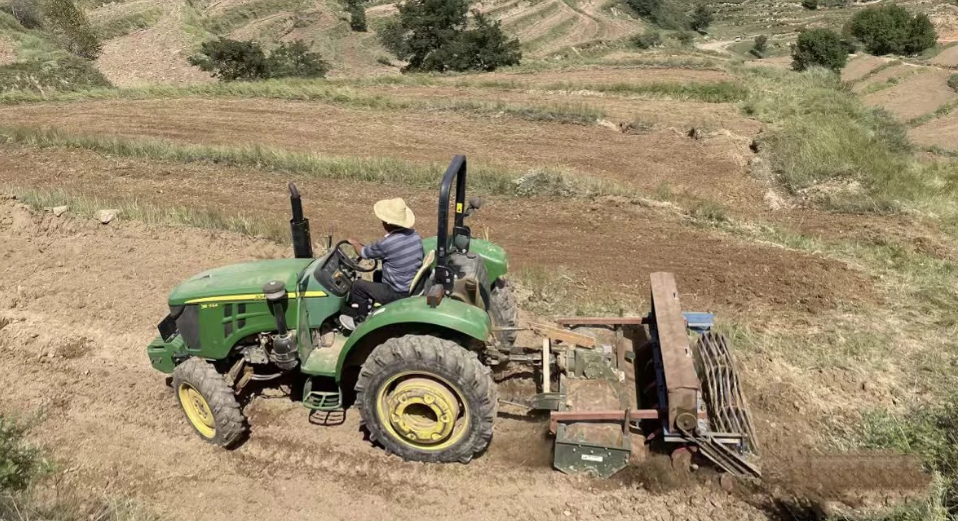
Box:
[303,390,342,411]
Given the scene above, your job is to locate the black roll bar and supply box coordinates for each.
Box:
[434,155,469,292]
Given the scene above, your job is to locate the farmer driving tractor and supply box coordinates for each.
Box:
[339,198,424,331]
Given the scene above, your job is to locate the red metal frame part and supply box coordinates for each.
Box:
[549,409,660,434]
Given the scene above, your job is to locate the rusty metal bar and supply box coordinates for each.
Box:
[549,409,660,434]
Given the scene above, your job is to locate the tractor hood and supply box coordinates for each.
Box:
[168,258,314,306]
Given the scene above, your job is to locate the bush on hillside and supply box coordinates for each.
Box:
[346,0,366,31]
[631,30,661,49]
[949,73,958,93]
[689,4,712,32]
[844,5,937,56]
[625,0,688,29]
[42,0,101,59]
[0,53,111,93]
[792,28,847,72]
[265,40,329,78]
[9,0,44,28]
[381,0,520,73]
[0,416,45,492]
[801,0,817,10]
[675,31,695,46]
[752,34,768,57]
[189,38,328,81]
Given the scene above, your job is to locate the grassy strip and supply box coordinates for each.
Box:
[0,80,608,124]
[503,1,561,31]
[851,59,901,84]
[907,98,958,127]
[12,187,292,242]
[202,0,306,34]
[743,66,958,219]
[0,125,633,198]
[540,79,748,102]
[93,7,164,40]
[522,16,575,53]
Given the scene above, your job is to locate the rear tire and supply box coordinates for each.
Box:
[172,358,247,448]
[355,335,498,463]
[489,278,519,351]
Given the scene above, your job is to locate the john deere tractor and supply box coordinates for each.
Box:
[147,156,519,463]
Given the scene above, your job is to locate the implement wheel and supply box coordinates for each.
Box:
[355,335,498,463]
[172,358,247,448]
[490,278,519,351]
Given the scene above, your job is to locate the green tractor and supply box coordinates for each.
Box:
[147,155,519,463]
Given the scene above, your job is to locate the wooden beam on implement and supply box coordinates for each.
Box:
[649,272,701,432]
[555,317,647,326]
[529,322,596,348]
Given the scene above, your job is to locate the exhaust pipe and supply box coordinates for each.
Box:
[263,280,298,370]
[288,182,313,259]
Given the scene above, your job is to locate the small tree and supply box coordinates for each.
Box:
[751,34,767,57]
[948,73,958,93]
[346,0,367,31]
[382,0,520,72]
[266,40,329,78]
[801,0,818,10]
[675,31,695,46]
[792,28,847,72]
[632,30,661,49]
[42,0,101,59]
[625,0,661,17]
[845,5,937,55]
[189,38,269,81]
[690,4,712,32]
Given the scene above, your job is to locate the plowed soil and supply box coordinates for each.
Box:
[451,66,735,86]
[930,44,958,67]
[0,145,874,318]
[841,55,888,83]
[0,98,765,212]
[0,198,926,521]
[910,111,958,152]
[863,68,958,120]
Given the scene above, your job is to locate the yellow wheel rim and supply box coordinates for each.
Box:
[178,383,216,438]
[376,372,469,451]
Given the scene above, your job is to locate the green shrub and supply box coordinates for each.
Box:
[346,0,366,31]
[383,1,520,73]
[265,40,329,78]
[0,416,45,492]
[10,0,44,28]
[0,53,111,93]
[189,38,328,81]
[689,4,712,32]
[752,34,768,56]
[624,0,687,29]
[631,29,661,49]
[792,28,847,72]
[844,5,938,56]
[42,0,101,59]
[949,73,958,93]
[801,0,817,10]
[675,31,695,46]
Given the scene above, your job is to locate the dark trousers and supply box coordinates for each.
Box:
[346,279,406,320]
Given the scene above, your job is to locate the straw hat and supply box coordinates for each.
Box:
[374,198,415,228]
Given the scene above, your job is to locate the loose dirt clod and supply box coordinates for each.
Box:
[52,205,69,217]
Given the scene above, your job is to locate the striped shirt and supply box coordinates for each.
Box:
[361,229,424,293]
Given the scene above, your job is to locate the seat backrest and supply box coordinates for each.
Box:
[409,249,436,296]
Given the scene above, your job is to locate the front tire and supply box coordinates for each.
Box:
[172,358,247,448]
[355,335,498,463]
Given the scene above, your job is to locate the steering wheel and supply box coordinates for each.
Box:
[334,240,377,273]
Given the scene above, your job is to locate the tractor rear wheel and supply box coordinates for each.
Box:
[355,335,498,463]
[489,278,519,351]
[172,358,247,448]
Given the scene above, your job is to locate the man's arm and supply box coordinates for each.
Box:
[348,237,386,260]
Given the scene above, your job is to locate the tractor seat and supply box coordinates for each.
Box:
[409,249,436,296]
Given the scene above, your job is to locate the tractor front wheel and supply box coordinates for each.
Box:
[355,335,498,463]
[172,358,247,448]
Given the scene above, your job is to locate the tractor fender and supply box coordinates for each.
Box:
[334,296,491,380]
